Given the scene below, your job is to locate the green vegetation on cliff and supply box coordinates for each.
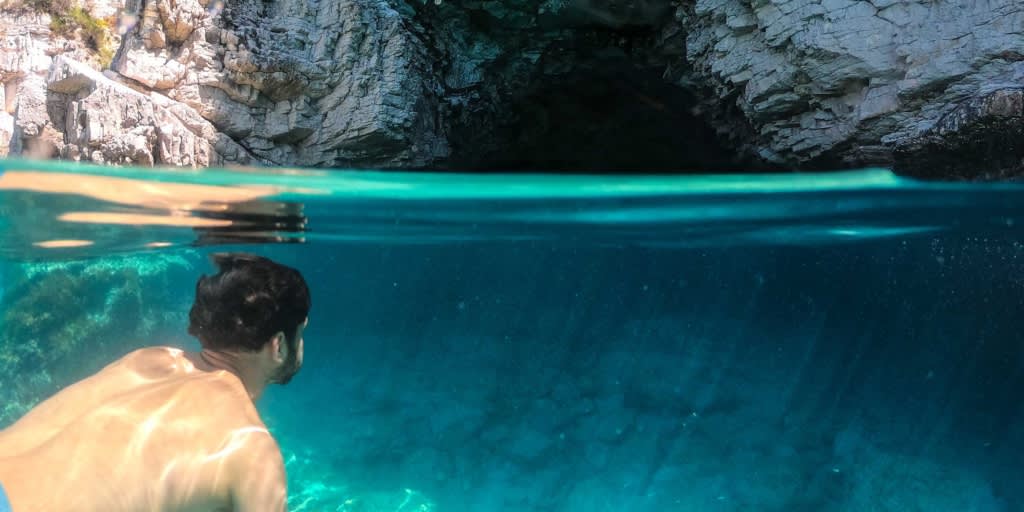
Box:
[27,0,115,68]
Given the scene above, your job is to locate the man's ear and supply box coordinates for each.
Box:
[271,332,287,362]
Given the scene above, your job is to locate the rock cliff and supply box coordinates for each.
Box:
[1,0,1022,177]
[670,0,1024,178]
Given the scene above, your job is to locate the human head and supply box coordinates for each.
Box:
[188,252,311,384]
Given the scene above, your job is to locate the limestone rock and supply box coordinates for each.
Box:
[888,87,1024,179]
[9,74,63,159]
[670,0,1024,177]
[5,0,1024,177]
[1,8,59,157]
[113,0,449,168]
[46,55,254,166]
[1,0,127,157]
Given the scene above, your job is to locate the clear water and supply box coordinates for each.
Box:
[1,159,1023,511]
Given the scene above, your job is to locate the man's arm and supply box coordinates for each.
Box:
[229,432,288,512]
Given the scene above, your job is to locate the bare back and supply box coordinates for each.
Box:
[0,347,287,512]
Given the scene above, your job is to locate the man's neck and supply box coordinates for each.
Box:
[195,350,267,401]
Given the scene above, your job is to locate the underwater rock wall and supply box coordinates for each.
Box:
[2,0,1023,176]
[0,254,195,426]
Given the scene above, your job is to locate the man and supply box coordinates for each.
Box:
[0,253,311,512]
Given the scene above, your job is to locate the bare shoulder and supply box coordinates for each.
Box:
[0,347,192,454]
[115,346,192,377]
[104,346,263,425]
[226,428,288,512]
[232,429,284,464]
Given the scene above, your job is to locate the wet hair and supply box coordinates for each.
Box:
[188,253,311,352]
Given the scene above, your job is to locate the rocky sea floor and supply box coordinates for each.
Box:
[264,331,1020,512]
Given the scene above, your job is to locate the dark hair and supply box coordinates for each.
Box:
[188,253,311,351]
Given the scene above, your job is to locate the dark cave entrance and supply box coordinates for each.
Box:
[444,61,770,174]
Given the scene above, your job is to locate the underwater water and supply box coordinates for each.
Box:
[1,159,1023,511]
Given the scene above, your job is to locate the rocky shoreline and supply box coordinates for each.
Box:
[1,0,1022,178]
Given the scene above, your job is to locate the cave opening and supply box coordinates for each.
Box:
[445,58,773,174]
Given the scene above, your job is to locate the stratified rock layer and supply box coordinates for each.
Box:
[114,0,448,168]
[3,0,1024,177]
[670,0,1024,176]
[47,55,253,165]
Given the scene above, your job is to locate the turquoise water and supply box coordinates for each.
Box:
[1,159,1023,510]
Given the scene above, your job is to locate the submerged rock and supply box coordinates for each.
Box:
[0,254,195,427]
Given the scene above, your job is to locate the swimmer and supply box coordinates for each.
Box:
[0,253,311,511]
